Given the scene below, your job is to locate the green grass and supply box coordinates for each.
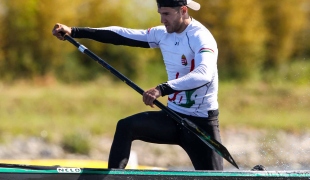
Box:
[0,77,309,144]
[219,81,310,132]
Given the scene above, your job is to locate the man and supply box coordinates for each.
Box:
[52,0,223,170]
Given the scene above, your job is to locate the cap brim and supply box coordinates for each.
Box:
[187,1,200,11]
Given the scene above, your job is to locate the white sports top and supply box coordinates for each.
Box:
[146,19,219,117]
[72,18,219,117]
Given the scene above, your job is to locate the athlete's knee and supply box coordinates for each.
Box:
[116,116,138,132]
[115,112,149,136]
[116,118,131,131]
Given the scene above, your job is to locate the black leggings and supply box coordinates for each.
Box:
[108,110,223,170]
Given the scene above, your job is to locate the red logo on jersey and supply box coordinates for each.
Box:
[181,55,187,66]
[147,28,152,34]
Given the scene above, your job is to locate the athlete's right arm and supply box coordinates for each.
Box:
[52,23,151,48]
[71,26,150,48]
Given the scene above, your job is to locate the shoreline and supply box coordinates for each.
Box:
[0,129,309,170]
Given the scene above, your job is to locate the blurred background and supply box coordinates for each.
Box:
[0,0,309,171]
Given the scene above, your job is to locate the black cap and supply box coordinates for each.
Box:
[156,0,200,11]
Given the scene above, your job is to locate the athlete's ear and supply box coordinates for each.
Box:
[181,6,188,15]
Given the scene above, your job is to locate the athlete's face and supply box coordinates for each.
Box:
[158,7,185,33]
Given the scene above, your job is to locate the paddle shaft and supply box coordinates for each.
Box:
[61,33,239,169]
[61,34,188,126]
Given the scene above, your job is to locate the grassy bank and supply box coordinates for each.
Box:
[0,78,309,143]
[219,81,310,132]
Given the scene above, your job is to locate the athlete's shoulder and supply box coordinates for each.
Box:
[187,19,211,35]
[147,25,167,35]
[188,19,216,42]
[146,25,168,46]
[186,19,218,53]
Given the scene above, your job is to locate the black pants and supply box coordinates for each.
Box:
[108,110,223,170]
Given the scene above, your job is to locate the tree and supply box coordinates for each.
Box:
[193,0,267,80]
[261,0,308,69]
[0,0,81,81]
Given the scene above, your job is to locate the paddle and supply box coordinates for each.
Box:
[60,33,239,169]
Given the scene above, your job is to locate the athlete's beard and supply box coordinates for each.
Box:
[166,21,183,33]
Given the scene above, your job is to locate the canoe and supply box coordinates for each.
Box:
[0,163,309,180]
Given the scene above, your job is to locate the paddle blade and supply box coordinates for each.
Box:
[183,118,239,169]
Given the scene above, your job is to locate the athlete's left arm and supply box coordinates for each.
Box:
[157,33,218,96]
[165,52,216,92]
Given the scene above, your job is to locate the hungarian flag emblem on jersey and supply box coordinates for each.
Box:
[181,54,188,66]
